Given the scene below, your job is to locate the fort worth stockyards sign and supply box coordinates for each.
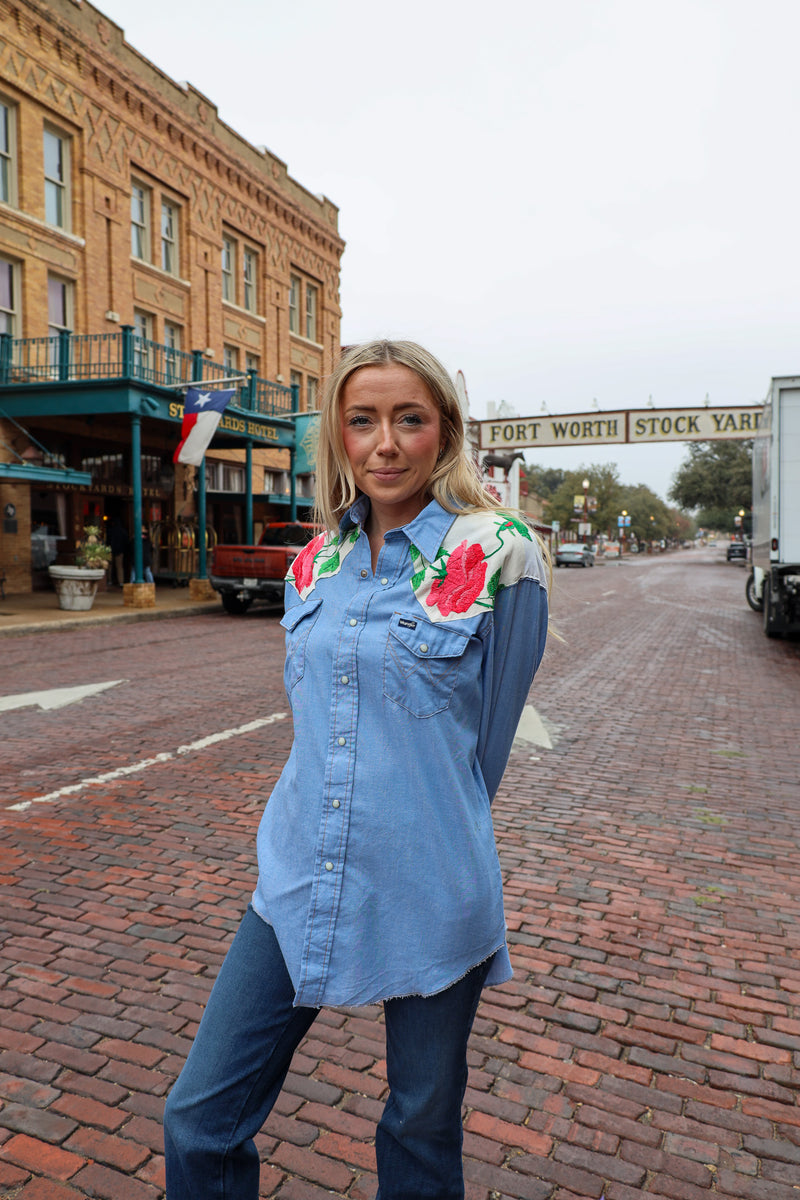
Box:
[479,406,764,450]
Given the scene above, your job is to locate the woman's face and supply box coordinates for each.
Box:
[340,363,443,529]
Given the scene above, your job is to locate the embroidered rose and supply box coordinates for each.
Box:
[291,533,326,593]
[426,540,487,617]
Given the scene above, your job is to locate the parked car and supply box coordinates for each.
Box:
[556,542,595,568]
[727,541,748,562]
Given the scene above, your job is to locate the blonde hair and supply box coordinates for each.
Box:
[314,339,502,532]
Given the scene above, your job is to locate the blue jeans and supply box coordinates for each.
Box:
[163,906,490,1199]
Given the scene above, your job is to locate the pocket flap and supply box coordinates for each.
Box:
[388,611,469,659]
[280,595,323,632]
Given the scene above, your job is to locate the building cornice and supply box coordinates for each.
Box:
[1,0,345,261]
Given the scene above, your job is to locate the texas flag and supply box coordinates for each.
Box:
[173,387,235,466]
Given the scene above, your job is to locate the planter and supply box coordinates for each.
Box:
[49,564,107,611]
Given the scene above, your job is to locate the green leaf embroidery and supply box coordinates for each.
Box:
[498,514,532,541]
[486,567,502,597]
[318,550,341,576]
[409,543,428,590]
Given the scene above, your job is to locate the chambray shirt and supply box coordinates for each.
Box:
[251,496,548,1007]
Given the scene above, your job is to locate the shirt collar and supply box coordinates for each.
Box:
[340,496,457,562]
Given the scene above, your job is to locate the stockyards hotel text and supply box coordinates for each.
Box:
[479,406,764,450]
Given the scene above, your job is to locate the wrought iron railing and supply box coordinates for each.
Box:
[0,328,297,419]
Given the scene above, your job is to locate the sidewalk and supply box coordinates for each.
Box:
[0,584,222,636]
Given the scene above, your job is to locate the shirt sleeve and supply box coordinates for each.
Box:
[476,572,548,801]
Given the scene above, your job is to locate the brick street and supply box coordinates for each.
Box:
[1,546,798,1199]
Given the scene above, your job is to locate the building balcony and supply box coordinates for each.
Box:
[0,327,297,421]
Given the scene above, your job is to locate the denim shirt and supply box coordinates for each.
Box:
[251,497,549,1007]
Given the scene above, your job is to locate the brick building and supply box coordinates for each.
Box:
[0,0,343,594]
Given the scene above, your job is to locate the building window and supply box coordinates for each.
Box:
[290,369,302,406]
[133,310,152,340]
[206,460,246,493]
[222,463,246,492]
[222,236,235,302]
[0,101,16,206]
[245,352,260,376]
[264,469,289,495]
[133,309,154,377]
[305,284,318,342]
[47,275,72,373]
[161,200,178,274]
[164,322,182,381]
[164,321,181,350]
[243,247,257,312]
[223,345,239,373]
[131,181,150,260]
[307,376,318,410]
[289,275,300,334]
[44,128,69,229]
[81,453,125,485]
[47,275,71,335]
[0,257,17,335]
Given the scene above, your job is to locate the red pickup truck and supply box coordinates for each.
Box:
[209,522,319,614]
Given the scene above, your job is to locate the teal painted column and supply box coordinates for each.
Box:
[197,458,208,579]
[289,382,300,522]
[131,411,143,582]
[245,440,253,544]
[0,332,11,383]
[121,326,134,377]
[190,352,208,579]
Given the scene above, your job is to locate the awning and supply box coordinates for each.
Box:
[0,463,92,485]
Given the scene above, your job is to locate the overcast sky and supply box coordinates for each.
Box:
[95,0,800,502]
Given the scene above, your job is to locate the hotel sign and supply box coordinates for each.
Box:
[479,406,764,450]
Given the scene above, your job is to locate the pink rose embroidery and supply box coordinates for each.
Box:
[291,533,326,592]
[426,540,487,616]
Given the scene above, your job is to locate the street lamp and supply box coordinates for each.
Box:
[582,478,590,532]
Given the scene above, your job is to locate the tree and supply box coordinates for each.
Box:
[523,464,565,499]
[616,485,692,544]
[668,441,752,532]
[544,464,624,537]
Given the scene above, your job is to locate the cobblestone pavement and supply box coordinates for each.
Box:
[0,547,798,1199]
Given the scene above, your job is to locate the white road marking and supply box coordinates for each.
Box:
[0,680,126,714]
[513,705,553,750]
[602,590,616,596]
[9,712,288,811]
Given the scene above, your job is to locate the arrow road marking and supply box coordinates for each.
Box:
[9,712,288,811]
[513,704,553,750]
[0,680,126,714]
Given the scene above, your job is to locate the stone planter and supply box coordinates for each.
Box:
[49,564,107,611]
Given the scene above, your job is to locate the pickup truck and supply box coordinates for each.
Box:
[209,522,319,614]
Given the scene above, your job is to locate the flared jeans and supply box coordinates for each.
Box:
[163,906,491,1200]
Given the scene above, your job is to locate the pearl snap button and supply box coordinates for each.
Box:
[332,799,340,808]
[360,569,368,577]
[325,861,333,871]
[380,577,388,585]
[349,618,357,626]
[340,675,349,684]
[420,643,429,653]
[337,736,346,745]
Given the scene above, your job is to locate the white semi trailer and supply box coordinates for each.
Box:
[746,377,800,636]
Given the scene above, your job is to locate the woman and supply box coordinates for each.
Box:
[164,339,550,1200]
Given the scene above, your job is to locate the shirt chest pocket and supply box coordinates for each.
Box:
[281,597,323,693]
[384,612,470,717]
